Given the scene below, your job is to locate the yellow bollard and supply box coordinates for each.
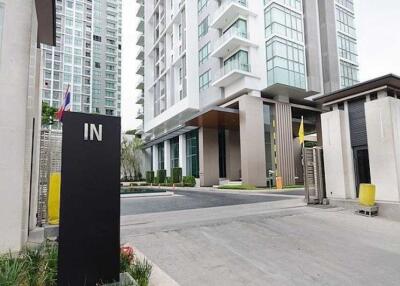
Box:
[48,172,61,225]
[276,176,283,190]
[359,184,376,206]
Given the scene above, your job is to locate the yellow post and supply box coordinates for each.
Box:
[276,176,283,190]
[48,172,61,225]
[359,184,376,206]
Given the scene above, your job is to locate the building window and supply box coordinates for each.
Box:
[199,42,210,65]
[158,143,165,170]
[199,70,211,91]
[93,35,102,42]
[198,0,207,13]
[198,16,208,38]
[340,60,359,88]
[337,33,358,63]
[264,0,302,11]
[336,0,354,11]
[224,18,247,38]
[170,137,179,169]
[264,3,303,42]
[335,6,356,37]
[186,130,199,178]
[105,109,114,115]
[266,37,306,89]
[223,50,249,74]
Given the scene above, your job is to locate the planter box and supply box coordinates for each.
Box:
[104,272,138,286]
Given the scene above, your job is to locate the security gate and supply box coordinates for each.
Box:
[37,129,62,226]
[304,147,326,204]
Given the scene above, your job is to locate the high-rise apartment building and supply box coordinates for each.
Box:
[41,0,122,118]
[136,0,359,187]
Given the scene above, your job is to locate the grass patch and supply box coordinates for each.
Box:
[218,183,257,190]
[273,184,304,189]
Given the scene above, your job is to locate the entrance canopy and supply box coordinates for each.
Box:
[185,106,239,130]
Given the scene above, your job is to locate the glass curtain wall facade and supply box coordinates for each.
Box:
[335,0,359,88]
[264,1,306,89]
[186,130,199,178]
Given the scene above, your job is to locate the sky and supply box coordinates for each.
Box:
[121,0,400,132]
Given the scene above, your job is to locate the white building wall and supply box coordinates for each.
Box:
[365,97,400,202]
[0,0,39,253]
[321,110,356,199]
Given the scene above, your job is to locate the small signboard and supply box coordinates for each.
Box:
[58,112,121,286]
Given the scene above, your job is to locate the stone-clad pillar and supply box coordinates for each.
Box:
[275,102,296,186]
[226,130,241,181]
[238,94,267,187]
[199,128,219,187]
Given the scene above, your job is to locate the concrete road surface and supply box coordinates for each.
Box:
[121,190,400,286]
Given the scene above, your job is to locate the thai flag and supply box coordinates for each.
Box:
[56,85,71,122]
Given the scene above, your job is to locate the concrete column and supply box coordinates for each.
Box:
[225,130,241,181]
[164,140,171,176]
[238,94,267,187]
[179,134,187,176]
[365,97,400,202]
[343,102,357,199]
[377,90,388,99]
[274,102,296,186]
[321,110,356,199]
[316,114,323,146]
[199,128,219,187]
[0,1,38,253]
[152,145,158,171]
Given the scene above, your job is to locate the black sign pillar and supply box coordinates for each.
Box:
[58,112,121,286]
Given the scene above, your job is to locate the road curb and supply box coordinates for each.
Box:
[121,191,174,198]
[134,248,180,286]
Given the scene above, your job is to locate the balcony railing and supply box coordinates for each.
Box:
[214,63,251,81]
[211,0,248,25]
[212,27,248,52]
[219,0,247,12]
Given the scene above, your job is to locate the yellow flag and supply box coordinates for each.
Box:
[298,116,305,145]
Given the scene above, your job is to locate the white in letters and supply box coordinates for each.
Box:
[84,123,103,141]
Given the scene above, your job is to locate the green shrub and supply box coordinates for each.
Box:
[153,177,159,185]
[172,168,182,183]
[0,243,58,286]
[166,177,172,184]
[128,258,152,286]
[157,170,167,184]
[145,171,154,184]
[183,176,196,187]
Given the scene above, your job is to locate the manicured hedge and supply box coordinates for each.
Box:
[172,168,182,183]
[145,171,154,184]
[157,169,167,184]
[183,176,196,187]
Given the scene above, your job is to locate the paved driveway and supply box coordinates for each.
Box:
[121,190,400,286]
[121,189,294,216]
